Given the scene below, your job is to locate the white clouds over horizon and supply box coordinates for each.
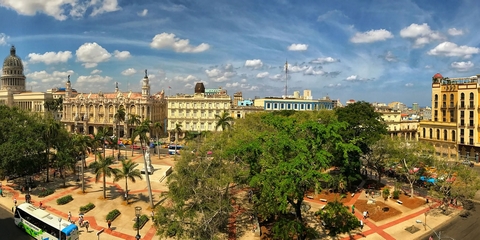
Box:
[400,23,444,48]
[76,42,111,68]
[350,29,393,43]
[28,51,72,64]
[451,61,474,72]
[245,59,263,69]
[150,33,210,53]
[288,43,308,51]
[428,42,480,58]
[121,68,137,76]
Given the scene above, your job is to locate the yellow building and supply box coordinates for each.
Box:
[61,71,167,137]
[0,46,54,115]
[230,92,264,119]
[376,106,419,140]
[167,82,231,134]
[419,73,480,160]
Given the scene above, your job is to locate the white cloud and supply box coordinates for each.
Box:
[287,65,308,73]
[138,9,148,17]
[0,0,120,20]
[346,75,359,81]
[91,69,102,74]
[448,28,464,36]
[310,57,338,64]
[245,59,263,69]
[344,75,373,82]
[400,23,444,48]
[77,75,112,83]
[428,42,480,58]
[325,83,344,88]
[205,64,236,82]
[150,32,210,53]
[0,33,8,45]
[256,72,269,78]
[113,50,131,60]
[380,51,397,62]
[26,70,74,83]
[174,75,199,82]
[304,66,325,75]
[269,74,283,80]
[27,51,72,65]
[91,0,121,17]
[76,42,111,68]
[405,83,414,87]
[451,61,474,72]
[121,68,137,76]
[350,29,393,43]
[159,4,187,12]
[288,43,308,51]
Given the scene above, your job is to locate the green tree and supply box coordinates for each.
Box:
[153,121,163,158]
[133,119,154,209]
[215,111,234,131]
[335,101,388,187]
[114,105,126,137]
[113,159,142,203]
[97,127,110,160]
[89,154,120,199]
[72,134,91,192]
[55,130,78,187]
[127,114,141,156]
[226,112,358,240]
[317,201,360,236]
[41,116,61,182]
[155,134,240,239]
[362,136,395,187]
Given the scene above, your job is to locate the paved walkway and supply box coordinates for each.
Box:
[0,149,173,240]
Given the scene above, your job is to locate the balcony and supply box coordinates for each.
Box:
[468,105,475,109]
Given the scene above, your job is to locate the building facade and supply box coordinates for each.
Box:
[61,71,167,137]
[419,73,480,160]
[376,106,419,140]
[0,46,54,115]
[167,82,232,133]
[254,90,334,111]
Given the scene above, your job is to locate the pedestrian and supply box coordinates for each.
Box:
[429,236,433,240]
[85,221,89,232]
[14,198,17,206]
[366,210,369,218]
[39,201,42,209]
[360,220,364,230]
[363,211,367,219]
[107,220,112,229]
[0,188,3,197]
[68,211,71,222]
[351,204,355,214]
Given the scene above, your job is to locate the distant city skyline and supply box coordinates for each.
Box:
[1,0,480,107]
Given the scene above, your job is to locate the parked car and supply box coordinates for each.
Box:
[130,144,146,150]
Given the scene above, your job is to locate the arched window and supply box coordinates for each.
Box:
[452,130,456,142]
[442,94,446,101]
[429,128,433,139]
[470,92,474,100]
[436,129,440,140]
[444,130,447,140]
[461,93,465,100]
[435,94,438,101]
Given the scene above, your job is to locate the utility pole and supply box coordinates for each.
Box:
[284,60,288,97]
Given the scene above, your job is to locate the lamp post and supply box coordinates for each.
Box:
[58,217,62,240]
[135,206,142,240]
[76,164,80,182]
[81,155,85,193]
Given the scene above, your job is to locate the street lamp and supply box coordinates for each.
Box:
[58,217,62,240]
[76,164,80,182]
[135,206,142,240]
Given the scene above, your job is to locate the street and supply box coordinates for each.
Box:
[418,202,480,240]
[0,205,33,240]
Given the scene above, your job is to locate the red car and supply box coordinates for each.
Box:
[130,144,146,150]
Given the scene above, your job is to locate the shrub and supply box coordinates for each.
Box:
[382,188,390,201]
[56,195,73,205]
[393,190,400,199]
[106,209,121,221]
[38,188,54,197]
[79,203,95,213]
[133,214,149,229]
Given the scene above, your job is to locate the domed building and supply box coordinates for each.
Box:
[0,46,54,114]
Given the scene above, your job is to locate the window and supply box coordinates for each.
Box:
[266,103,271,109]
[423,128,426,138]
[442,110,446,122]
[307,104,311,110]
[434,94,438,108]
[461,93,465,100]
[274,103,278,109]
[436,129,440,140]
[450,110,454,122]
[287,104,291,109]
[444,130,447,140]
[452,130,456,142]
[281,103,284,109]
[429,129,432,139]
[470,111,474,119]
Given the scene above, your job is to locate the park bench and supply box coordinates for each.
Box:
[320,199,327,202]
[397,200,403,204]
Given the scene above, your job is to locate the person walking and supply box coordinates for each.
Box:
[363,211,367,219]
[13,198,17,206]
[351,204,355,214]
[360,220,364,230]
[107,220,112,229]
[85,221,90,232]
[0,188,3,197]
[68,211,71,222]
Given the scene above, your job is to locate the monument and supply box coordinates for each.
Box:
[142,146,155,175]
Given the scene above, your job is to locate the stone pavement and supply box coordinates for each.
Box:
[0,149,175,240]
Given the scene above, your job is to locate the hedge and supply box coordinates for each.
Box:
[106,209,121,221]
[38,188,54,197]
[56,195,73,205]
[79,203,95,213]
[133,214,149,229]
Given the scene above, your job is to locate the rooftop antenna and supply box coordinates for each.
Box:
[284,60,288,98]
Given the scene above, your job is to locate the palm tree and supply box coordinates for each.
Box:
[72,134,91,193]
[127,114,141,156]
[97,127,110,160]
[41,117,61,182]
[113,159,142,204]
[215,111,234,131]
[153,121,163,158]
[89,154,120,199]
[114,106,126,138]
[133,119,154,209]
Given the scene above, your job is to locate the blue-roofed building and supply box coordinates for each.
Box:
[253,90,334,111]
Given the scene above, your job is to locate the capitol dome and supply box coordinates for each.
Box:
[1,46,26,92]
[3,46,24,70]
[194,82,205,94]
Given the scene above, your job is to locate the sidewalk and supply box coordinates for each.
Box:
[0,149,173,240]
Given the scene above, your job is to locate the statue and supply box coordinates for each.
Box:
[142,145,154,174]
[144,69,148,77]
[115,82,118,88]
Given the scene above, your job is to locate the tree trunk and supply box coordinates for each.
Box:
[81,156,85,193]
[103,174,107,199]
[125,177,128,204]
[45,148,50,182]
[410,182,414,198]
[156,133,160,159]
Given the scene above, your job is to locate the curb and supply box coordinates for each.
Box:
[414,210,461,240]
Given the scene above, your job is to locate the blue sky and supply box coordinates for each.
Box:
[1,0,480,106]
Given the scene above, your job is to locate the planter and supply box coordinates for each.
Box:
[79,203,95,213]
[57,195,73,205]
[133,214,149,230]
[106,209,121,222]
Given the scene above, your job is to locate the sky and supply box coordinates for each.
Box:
[1,0,480,107]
